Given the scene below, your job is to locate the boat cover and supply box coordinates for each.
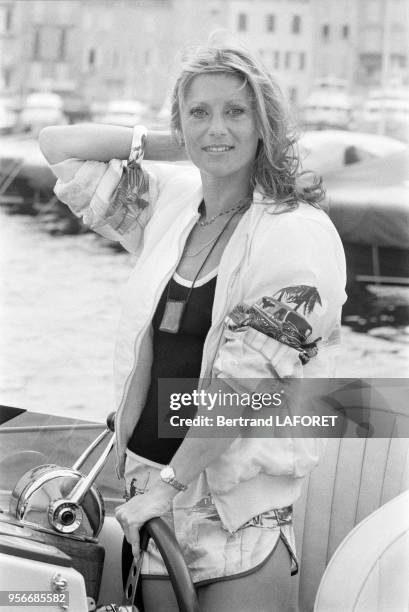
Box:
[324,151,409,249]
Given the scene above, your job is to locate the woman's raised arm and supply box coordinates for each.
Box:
[39,124,186,165]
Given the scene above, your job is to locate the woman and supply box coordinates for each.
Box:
[40,44,346,612]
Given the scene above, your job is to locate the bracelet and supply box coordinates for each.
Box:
[128,124,148,166]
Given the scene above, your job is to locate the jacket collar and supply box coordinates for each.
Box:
[253,188,278,212]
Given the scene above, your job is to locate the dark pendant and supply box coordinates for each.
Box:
[159,299,186,333]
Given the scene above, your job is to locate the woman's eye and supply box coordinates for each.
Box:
[227,107,245,116]
[190,108,207,118]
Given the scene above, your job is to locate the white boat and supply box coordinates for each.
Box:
[98,100,148,128]
[361,85,409,142]
[300,78,355,131]
[0,392,408,611]
[20,93,68,135]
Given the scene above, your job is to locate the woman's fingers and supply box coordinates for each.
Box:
[115,486,174,553]
[114,503,140,558]
[132,535,141,560]
[115,496,140,526]
[115,503,142,544]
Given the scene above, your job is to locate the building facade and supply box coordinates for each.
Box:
[311,0,409,95]
[310,0,358,89]
[0,0,408,112]
[224,0,314,105]
[356,0,409,92]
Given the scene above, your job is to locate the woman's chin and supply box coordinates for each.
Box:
[196,163,252,182]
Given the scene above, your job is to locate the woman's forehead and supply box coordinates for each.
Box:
[184,72,251,103]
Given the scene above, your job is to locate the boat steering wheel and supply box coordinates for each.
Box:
[107,414,201,612]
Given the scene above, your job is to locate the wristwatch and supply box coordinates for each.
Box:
[159,466,188,492]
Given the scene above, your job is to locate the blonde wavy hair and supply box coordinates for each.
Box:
[170,43,324,209]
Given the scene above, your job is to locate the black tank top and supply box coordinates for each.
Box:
[127,273,217,464]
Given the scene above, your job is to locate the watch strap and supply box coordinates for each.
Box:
[167,477,188,492]
[160,466,188,492]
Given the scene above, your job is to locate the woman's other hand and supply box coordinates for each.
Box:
[114,478,177,556]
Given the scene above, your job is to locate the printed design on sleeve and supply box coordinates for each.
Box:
[226,285,322,365]
[129,472,151,498]
[190,494,220,522]
[273,285,322,315]
[109,162,150,234]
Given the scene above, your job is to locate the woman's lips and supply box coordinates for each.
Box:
[202,145,234,153]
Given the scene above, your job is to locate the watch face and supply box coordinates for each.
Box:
[161,466,175,481]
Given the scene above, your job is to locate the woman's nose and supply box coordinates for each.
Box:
[208,113,227,136]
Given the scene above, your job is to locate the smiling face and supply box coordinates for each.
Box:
[180,72,260,183]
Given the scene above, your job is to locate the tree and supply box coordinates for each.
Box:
[274,285,322,315]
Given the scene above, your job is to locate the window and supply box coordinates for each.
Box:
[322,24,330,40]
[342,25,349,39]
[391,53,407,68]
[237,13,247,31]
[299,52,305,70]
[278,308,288,321]
[285,51,291,69]
[58,28,67,61]
[3,67,11,88]
[33,29,41,60]
[273,50,280,70]
[288,87,298,104]
[0,4,13,33]
[359,52,382,78]
[292,15,301,34]
[266,14,275,32]
[32,26,68,62]
[88,48,96,67]
[5,5,12,31]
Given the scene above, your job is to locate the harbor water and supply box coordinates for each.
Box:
[0,208,134,423]
[1,208,408,423]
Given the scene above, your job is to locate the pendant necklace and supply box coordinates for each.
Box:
[159,208,244,334]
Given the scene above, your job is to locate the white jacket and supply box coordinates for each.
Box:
[51,157,347,532]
